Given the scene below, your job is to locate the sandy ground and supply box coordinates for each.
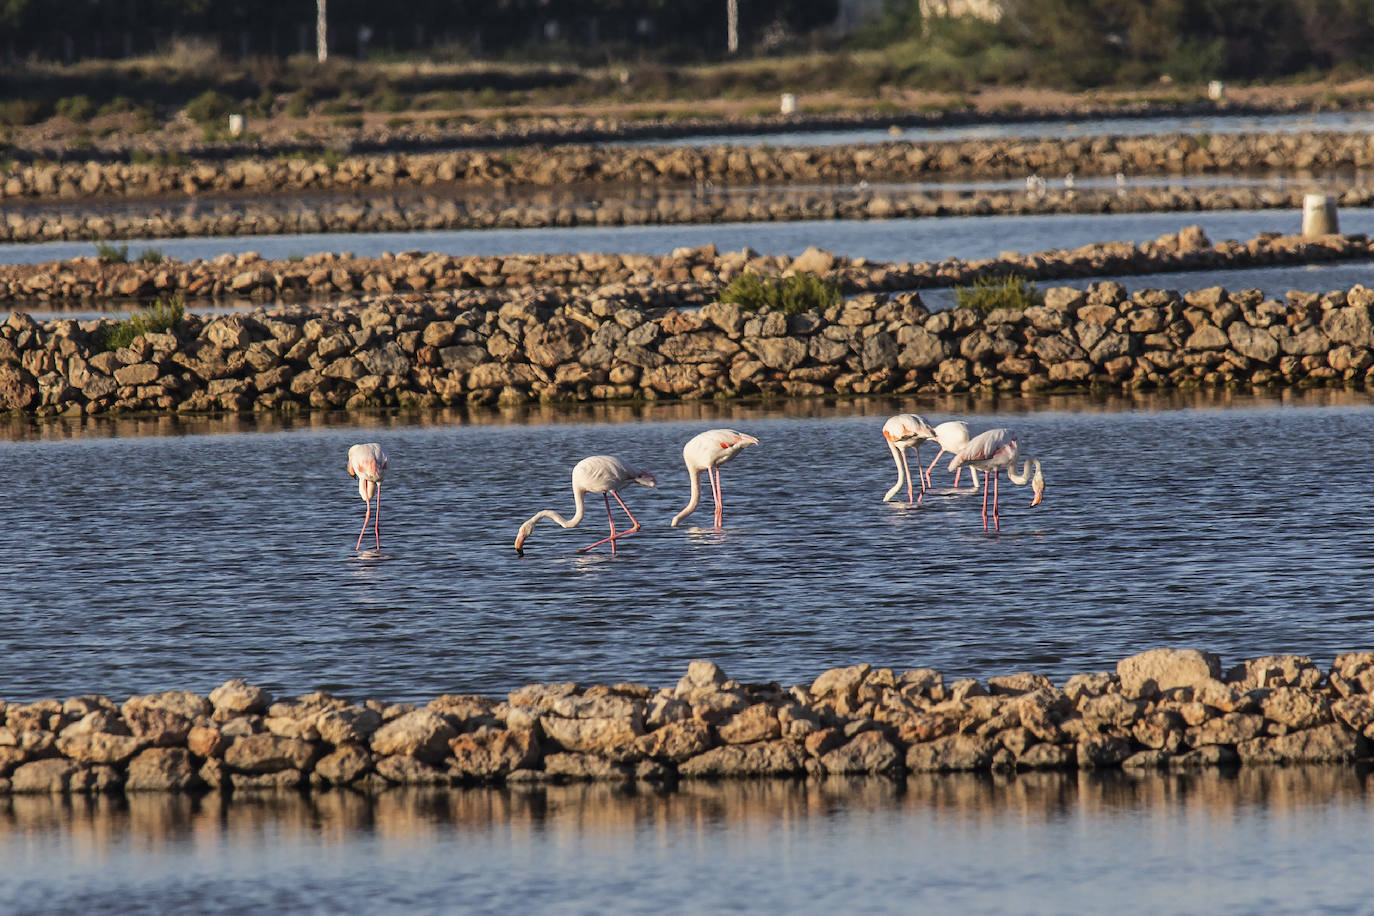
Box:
[6,75,1374,158]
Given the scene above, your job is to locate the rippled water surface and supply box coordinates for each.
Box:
[2,768,1372,914]
[3,207,1368,268]
[4,391,1374,703]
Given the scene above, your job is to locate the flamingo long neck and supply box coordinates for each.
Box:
[1006,456,1041,487]
[883,441,907,502]
[530,485,588,531]
[672,467,704,526]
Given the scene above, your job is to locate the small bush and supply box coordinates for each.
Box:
[284,90,312,118]
[95,242,129,263]
[185,90,232,125]
[719,272,841,315]
[136,247,165,265]
[55,95,95,121]
[953,274,1043,313]
[98,295,185,351]
[364,87,409,113]
[0,99,45,126]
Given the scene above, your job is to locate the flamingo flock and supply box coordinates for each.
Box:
[344,416,1046,553]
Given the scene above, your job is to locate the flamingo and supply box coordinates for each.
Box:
[514,455,657,555]
[671,429,760,529]
[882,414,936,505]
[924,420,980,491]
[948,428,1044,531]
[346,442,388,551]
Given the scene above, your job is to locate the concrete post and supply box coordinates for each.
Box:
[1302,194,1339,237]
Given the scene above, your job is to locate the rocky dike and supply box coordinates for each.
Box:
[3,131,1373,242]
[2,228,1374,417]
[1,649,1370,795]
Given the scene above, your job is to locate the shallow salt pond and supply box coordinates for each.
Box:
[3,389,1373,703]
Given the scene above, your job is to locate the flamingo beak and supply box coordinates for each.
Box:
[740,434,760,446]
[1030,482,1044,507]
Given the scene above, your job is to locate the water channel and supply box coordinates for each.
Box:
[5,123,1374,909]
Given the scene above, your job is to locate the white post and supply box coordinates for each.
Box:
[727,0,738,53]
[1302,194,1339,236]
[316,0,328,63]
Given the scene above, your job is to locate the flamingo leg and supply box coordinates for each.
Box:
[925,449,945,486]
[980,470,991,530]
[582,492,643,553]
[710,466,724,529]
[374,487,382,550]
[900,448,914,506]
[915,443,930,492]
[356,498,372,551]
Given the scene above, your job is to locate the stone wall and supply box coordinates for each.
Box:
[5,255,1374,416]
[1,649,1370,794]
[0,226,1363,306]
[3,132,1372,206]
[4,181,1365,244]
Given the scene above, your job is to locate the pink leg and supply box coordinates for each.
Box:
[356,500,372,551]
[980,470,991,530]
[710,466,724,529]
[925,449,945,486]
[374,487,382,550]
[915,443,930,492]
[582,492,643,553]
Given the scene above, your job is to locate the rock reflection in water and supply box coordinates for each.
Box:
[4,386,1372,446]
[3,766,1370,847]
[3,768,1371,911]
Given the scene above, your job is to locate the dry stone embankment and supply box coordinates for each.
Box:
[0,226,1363,306]
[2,650,1371,794]
[5,133,1373,205]
[4,234,1374,417]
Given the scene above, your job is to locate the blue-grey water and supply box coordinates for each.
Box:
[2,768,1372,915]
[1,207,1365,269]
[634,109,1374,148]
[4,390,1372,704]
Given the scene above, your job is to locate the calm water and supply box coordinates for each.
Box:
[2,768,1372,914]
[4,390,1373,704]
[636,109,1374,148]
[1,207,1364,269]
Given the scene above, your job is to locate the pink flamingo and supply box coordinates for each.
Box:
[514,455,657,555]
[346,442,388,551]
[924,420,980,491]
[882,413,937,505]
[671,428,760,529]
[948,428,1044,531]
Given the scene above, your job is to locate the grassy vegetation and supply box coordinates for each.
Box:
[98,294,185,351]
[719,272,841,315]
[953,274,1043,313]
[95,241,129,262]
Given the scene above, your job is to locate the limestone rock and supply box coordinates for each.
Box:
[125,748,201,791]
[1118,648,1221,698]
[369,710,457,762]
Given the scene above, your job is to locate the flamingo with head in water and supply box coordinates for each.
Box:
[948,428,1044,531]
[515,455,657,555]
[925,420,980,491]
[346,442,388,551]
[671,429,759,529]
[882,414,936,505]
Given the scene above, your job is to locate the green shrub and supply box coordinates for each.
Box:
[98,295,185,351]
[719,272,841,315]
[284,90,312,118]
[185,89,232,124]
[136,247,165,265]
[364,87,409,112]
[95,242,129,263]
[55,95,95,121]
[0,99,45,126]
[953,274,1043,313]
